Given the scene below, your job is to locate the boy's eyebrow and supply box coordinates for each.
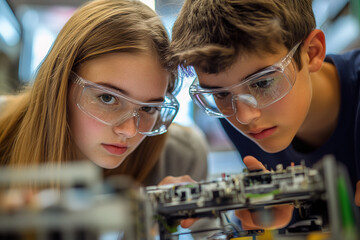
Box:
[199,64,272,89]
[97,82,165,102]
[199,83,221,89]
[241,65,272,81]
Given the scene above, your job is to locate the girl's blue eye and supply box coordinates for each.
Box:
[99,94,116,104]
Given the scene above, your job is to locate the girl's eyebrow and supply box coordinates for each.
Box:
[96,82,165,102]
[97,82,127,94]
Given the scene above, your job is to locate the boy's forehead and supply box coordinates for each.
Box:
[195,45,288,87]
[196,43,285,72]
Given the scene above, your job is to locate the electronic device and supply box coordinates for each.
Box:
[146,155,360,240]
[0,162,154,240]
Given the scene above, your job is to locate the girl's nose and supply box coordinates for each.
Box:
[113,115,139,138]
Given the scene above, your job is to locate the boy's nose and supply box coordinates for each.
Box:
[113,115,139,138]
[234,100,261,125]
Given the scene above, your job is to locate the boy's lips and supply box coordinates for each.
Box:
[101,143,128,155]
[248,126,277,140]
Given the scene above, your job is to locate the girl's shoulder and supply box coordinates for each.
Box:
[0,94,26,114]
[0,96,7,112]
[166,123,209,152]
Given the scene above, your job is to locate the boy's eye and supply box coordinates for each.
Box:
[214,92,231,99]
[99,94,116,104]
[140,106,157,114]
[250,78,274,89]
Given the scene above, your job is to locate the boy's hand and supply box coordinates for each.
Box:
[158,175,198,228]
[234,156,294,229]
[355,181,360,206]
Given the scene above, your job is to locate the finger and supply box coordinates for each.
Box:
[243,155,267,171]
[271,204,294,228]
[355,181,360,206]
[234,209,258,229]
[178,175,195,183]
[1,189,25,212]
[158,176,175,185]
[158,175,195,186]
[180,218,198,228]
[235,204,294,230]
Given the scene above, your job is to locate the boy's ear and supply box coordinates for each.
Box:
[302,29,326,72]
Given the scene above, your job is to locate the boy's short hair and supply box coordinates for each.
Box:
[170,0,315,74]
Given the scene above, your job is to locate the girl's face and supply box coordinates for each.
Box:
[68,52,169,169]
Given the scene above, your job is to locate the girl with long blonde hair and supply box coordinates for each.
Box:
[0,0,207,186]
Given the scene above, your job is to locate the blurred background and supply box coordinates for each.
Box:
[1,0,360,177]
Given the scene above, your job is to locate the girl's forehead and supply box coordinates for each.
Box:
[77,52,169,102]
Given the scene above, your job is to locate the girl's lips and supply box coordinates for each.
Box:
[102,144,128,155]
[248,126,277,140]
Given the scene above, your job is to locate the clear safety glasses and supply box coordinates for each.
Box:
[189,42,301,118]
[71,73,179,136]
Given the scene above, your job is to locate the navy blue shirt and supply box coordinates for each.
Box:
[220,49,360,191]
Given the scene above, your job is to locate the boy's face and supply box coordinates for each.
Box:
[196,45,312,153]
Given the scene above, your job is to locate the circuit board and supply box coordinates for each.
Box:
[146,155,359,240]
[146,161,324,219]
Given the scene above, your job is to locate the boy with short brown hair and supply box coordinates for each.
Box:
[170,0,360,230]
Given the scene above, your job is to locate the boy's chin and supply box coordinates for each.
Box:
[254,140,290,153]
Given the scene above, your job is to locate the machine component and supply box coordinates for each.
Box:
[147,160,323,219]
[146,155,360,240]
[0,162,154,240]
